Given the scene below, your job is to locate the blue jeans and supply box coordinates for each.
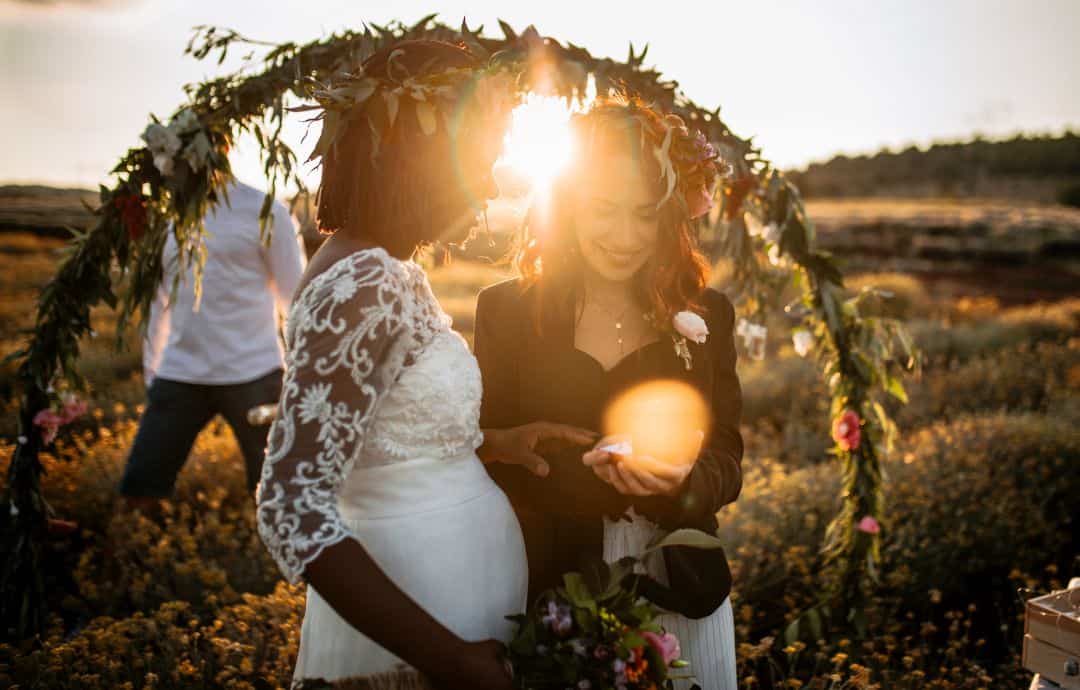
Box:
[118,369,283,496]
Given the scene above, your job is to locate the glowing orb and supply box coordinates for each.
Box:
[602,379,710,467]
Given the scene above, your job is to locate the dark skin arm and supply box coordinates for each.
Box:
[304,541,512,690]
[478,422,598,477]
[268,247,514,689]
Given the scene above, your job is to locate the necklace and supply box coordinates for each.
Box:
[586,298,639,352]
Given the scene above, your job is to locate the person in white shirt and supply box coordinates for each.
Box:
[119,180,306,505]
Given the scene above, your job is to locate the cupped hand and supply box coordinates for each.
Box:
[479,422,598,477]
[583,431,704,497]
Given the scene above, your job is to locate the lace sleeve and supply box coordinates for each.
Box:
[255,250,417,584]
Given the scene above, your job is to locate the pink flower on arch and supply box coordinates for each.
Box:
[856,515,881,535]
[60,395,89,424]
[32,394,88,445]
[832,409,862,451]
[32,408,64,445]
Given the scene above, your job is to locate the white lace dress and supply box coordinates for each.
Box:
[256,247,528,687]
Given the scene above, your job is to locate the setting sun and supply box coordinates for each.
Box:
[499,93,585,192]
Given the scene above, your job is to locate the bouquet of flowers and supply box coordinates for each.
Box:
[506,529,721,690]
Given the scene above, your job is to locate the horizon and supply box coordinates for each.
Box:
[6,128,1079,193]
[3,0,1079,190]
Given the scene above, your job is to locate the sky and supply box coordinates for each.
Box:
[2,0,1079,190]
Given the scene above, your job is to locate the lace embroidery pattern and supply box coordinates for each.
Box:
[255,248,449,583]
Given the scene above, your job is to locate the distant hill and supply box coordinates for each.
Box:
[789,132,1080,204]
[0,185,98,237]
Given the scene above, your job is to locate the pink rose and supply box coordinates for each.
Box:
[60,396,88,424]
[33,408,65,444]
[832,409,862,451]
[673,310,709,344]
[643,631,681,666]
[33,408,64,427]
[686,183,715,220]
[856,515,881,535]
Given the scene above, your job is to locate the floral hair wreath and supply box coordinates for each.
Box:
[571,97,731,221]
[656,112,730,220]
[292,47,521,169]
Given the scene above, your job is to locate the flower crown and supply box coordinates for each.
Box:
[571,99,727,220]
[294,48,520,168]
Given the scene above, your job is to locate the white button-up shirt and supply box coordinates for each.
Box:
[143,181,307,386]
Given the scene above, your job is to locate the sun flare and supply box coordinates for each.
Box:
[499,93,586,192]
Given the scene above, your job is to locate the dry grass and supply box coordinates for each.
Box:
[0,227,1075,689]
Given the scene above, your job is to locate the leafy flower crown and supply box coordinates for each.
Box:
[570,97,729,220]
[294,47,521,168]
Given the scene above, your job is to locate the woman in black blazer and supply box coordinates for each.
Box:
[475,98,743,689]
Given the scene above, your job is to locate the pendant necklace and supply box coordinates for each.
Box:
[590,299,638,354]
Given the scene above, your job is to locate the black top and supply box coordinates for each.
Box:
[474,279,743,618]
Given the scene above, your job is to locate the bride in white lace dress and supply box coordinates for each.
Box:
[258,242,521,686]
[255,42,593,689]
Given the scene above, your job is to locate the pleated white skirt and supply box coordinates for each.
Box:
[603,510,738,690]
[292,455,529,688]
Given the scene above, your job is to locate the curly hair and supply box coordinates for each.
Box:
[315,40,502,257]
[514,97,711,333]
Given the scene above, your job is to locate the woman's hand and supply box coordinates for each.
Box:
[434,639,514,690]
[582,432,704,497]
[479,423,598,477]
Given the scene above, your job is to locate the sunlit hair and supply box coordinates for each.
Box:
[514,96,710,333]
[316,40,500,258]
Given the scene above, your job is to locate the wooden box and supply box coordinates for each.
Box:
[1024,586,1080,689]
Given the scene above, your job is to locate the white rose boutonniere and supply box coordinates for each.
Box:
[671,310,709,370]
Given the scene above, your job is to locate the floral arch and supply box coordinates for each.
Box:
[0,17,914,640]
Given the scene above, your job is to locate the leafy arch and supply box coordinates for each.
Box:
[1,17,913,640]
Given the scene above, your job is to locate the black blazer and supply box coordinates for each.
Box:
[474,279,744,618]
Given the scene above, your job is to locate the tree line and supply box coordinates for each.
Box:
[789,132,1080,204]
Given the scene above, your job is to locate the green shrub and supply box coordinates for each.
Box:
[717,410,1079,687]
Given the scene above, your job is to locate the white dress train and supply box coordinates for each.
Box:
[604,509,737,690]
[256,248,528,688]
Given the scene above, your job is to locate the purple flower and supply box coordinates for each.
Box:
[613,654,630,689]
[687,131,717,162]
[541,600,573,637]
[593,645,612,661]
